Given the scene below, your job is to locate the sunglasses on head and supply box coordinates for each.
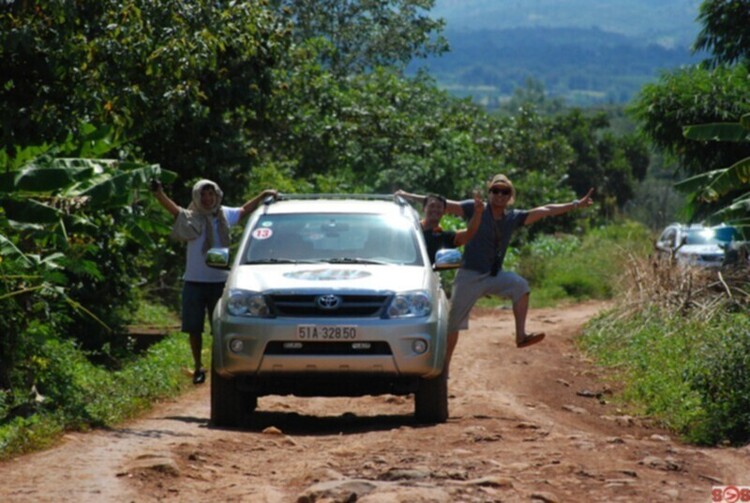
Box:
[489,187,511,196]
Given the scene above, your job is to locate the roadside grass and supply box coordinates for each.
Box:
[0,302,193,461]
[579,256,750,446]
[510,219,651,307]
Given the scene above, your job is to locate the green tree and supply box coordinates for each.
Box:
[631,65,750,177]
[631,0,750,224]
[0,130,175,421]
[549,110,648,219]
[694,0,750,67]
[1,0,288,201]
[269,0,448,75]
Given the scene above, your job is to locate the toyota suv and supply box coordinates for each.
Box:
[206,194,450,427]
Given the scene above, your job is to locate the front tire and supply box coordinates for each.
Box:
[210,365,257,428]
[414,371,449,424]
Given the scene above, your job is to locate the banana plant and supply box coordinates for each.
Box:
[1,126,177,329]
[677,113,750,230]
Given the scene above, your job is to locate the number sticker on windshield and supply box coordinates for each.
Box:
[252,228,273,240]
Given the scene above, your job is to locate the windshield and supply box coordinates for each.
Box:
[242,213,423,266]
[685,226,737,245]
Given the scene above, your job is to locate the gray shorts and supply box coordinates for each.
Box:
[181,281,225,334]
[447,269,530,333]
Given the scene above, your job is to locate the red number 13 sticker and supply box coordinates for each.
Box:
[252,228,273,240]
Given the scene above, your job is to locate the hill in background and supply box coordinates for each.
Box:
[412,0,705,107]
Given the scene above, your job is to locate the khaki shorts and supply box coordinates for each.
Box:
[447,269,530,333]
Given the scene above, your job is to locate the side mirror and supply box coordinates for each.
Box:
[434,248,462,271]
[206,247,230,269]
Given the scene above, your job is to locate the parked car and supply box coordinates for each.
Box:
[206,194,451,427]
[655,223,740,268]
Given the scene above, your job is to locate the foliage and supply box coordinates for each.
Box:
[0,331,193,460]
[268,0,448,75]
[551,109,649,219]
[1,0,288,202]
[677,113,750,229]
[0,132,176,427]
[694,0,750,67]
[582,299,750,446]
[525,220,651,306]
[630,64,750,177]
[687,322,750,445]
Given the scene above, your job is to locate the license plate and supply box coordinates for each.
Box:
[296,325,358,340]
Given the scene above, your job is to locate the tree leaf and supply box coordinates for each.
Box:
[683,123,750,142]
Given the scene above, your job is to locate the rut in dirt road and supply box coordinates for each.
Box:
[1,302,749,502]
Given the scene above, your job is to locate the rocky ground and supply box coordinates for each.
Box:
[2,301,748,502]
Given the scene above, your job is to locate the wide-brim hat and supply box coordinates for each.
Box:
[487,174,516,203]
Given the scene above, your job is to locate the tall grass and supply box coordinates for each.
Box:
[580,253,750,445]
[518,220,653,306]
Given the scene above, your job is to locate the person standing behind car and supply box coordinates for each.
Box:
[397,191,484,265]
[399,174,594,376]
[151,179,277,384]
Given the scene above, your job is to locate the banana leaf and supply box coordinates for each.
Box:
[674,169,725,192]
[707,194,750,225]
[0,197,62,224]
[14,165,95,192]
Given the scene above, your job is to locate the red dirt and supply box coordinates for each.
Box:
[2,301,748,502]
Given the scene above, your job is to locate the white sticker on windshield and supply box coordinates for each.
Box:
[252,228,273,240]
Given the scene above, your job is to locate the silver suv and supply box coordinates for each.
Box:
[655,223,740,268]
[207,195,450,426]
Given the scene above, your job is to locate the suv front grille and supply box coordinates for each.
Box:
[264,341,392,355]
[269,294,389,317]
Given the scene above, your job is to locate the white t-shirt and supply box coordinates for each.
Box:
[183,206,242,283]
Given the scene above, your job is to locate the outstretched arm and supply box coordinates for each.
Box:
[524,188,594,226]
[239,189,278,220]
[454,193,484,246]
[151,180,180,218]
[394,189,465,217]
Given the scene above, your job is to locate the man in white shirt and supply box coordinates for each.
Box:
[152,179,277,384]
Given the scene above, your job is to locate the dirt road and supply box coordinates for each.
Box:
[2,301,748,502]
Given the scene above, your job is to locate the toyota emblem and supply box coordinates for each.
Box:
[316,294,342,310]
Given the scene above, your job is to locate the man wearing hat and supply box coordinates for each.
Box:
[399,175,594,375]
[152,179,277,384]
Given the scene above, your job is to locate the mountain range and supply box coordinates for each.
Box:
[412,0,706,107]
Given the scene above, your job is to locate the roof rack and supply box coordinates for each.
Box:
[269,193,410,206]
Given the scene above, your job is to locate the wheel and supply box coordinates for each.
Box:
[414,371,448,424]
[210,364,257,428]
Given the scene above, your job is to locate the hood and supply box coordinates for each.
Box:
[227,263,431,294]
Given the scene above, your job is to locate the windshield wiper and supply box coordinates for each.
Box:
[245,258,319,264]
[326,257,388,265]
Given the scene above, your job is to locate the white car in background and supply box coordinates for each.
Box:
[655,223,740,268]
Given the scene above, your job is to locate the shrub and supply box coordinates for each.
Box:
[580,241,750,445]
[686,317,750,445]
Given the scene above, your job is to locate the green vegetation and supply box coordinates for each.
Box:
[0,329,193,459]
[580,267,750,445]
[2,0,749,457]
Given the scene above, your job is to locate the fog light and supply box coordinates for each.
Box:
[229,339,244,353]
[412,339,428,354]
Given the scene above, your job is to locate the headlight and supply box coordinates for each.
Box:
[226,289,270,317]
[387,291,432,318]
